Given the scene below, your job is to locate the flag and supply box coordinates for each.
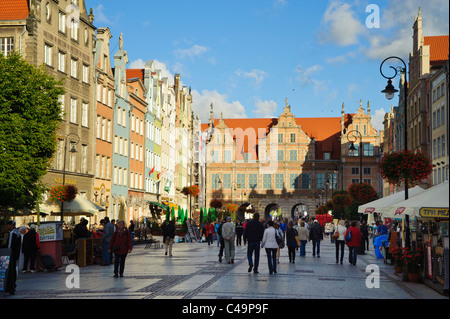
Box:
[149,166,155,176]
[164,180,172,193]
[157,169,166,181]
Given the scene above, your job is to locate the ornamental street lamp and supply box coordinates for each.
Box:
[380,56,408,200]
[61,132,80,221]
[346,130,363,184]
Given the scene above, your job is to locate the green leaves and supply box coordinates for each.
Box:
[0,52,65,212]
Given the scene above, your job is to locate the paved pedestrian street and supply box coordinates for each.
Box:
[5,237,446,302]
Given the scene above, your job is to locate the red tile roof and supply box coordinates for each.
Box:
[201,115,353,160]
[0,0,29,20]
[424,35,449,66]
[126,69,144,81]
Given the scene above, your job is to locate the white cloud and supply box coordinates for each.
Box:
[128,58,145,69]
[253,99,277,118]
[235,69,267,88]
[93,4,111,25]
[371,107,386,132]
[191,89,247,123]
[319,1,365,46]
[175,44,209,59]
[128,59,176,85]
[295,64,326,94]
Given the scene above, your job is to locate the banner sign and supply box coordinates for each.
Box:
[419,208,449,218]
[364,207,375,213]
[36,222,63,242]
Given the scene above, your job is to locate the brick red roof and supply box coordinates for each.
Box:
[0,0,29,20]
[424,35,449,66]
[201,115,353,160]
[126,69,144,81]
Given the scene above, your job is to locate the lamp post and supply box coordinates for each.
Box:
[380,56,408,200]
[346,130,363,184]
[61,132,80,221]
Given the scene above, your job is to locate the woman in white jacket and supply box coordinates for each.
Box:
[335,220,347,264]
[261,220,279,274]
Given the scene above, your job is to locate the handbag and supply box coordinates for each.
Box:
[345,228,352,242]
[294,229,300,247]
[332,231,339,240]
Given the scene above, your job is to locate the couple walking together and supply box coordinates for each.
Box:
[243,213,281,274]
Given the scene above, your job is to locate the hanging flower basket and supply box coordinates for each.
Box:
[181,185,200,197]
[378,150,432,187]
[48,184,78,203]
[348,183,377,204]
[226,203,238,212]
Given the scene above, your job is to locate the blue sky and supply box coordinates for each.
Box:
[86,0,449,132]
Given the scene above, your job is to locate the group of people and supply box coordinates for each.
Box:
[2,220,41,295]
[202,213,375,275]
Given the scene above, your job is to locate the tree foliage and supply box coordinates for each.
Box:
[0,52,64,212]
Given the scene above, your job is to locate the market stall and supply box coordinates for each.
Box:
[386,181,448,292]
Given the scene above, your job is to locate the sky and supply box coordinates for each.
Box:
[85,0,449,132]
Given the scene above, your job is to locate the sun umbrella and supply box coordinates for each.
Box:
[384,181,449,219]
[200,207,204,223]
[45,196,105,217]
[171,206,175,221]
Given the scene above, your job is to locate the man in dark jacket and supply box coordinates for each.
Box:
[243,213,264,273]
[5,220,20,295]
[22,224,40,272]
[309,220,324,258]
[163,220,175,256]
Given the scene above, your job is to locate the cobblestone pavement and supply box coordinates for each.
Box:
[3,237,447,300]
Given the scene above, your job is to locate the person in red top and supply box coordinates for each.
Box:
[108,221,132,278]
[345,221,362,265]
[205,222,214,246]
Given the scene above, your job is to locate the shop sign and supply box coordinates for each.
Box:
[419,207,449,218]
[364,207,375,213]
[394,207,406,215]
[37,223,63,242]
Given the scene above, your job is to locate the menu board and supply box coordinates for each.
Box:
[0,249,11,294]
[31,222,63,242]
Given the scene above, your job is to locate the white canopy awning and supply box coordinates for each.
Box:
[384,181,449,219]
[358,186,425,215]
[40,196,106,217]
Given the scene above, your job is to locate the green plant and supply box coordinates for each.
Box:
[378,150,432,187]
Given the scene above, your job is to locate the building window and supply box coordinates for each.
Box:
[316,173,326,189]
[70,19,78,41]
[44,44,52,66]
[81,145,87,173]
[248,174,258,189]
[363,167,371,175]
[323,152,331,160]
[70,58,77,78]
[290,150,297,161]
[349,143,359,156]
[70,98,77,123]
[301,174,311,189]
[263,174,272,189]
[222,174,231,189]
[290,133,296,143]
[58,12,66,33]
[224,150,232,163]
[82,64,89,83]
[289,174,299,189]
[81,103,88,127]
[278,133,283,143]
[211,173,220,190]
[58,51,65,72]
[1,37,14,57]
[275,174,284,189]
[351,178,360,184]
[277,150,284,161]
[236,174,245,189]
[351,167,359,175]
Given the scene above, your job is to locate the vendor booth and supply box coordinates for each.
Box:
[386,181,448,293]
[30,221,64,270]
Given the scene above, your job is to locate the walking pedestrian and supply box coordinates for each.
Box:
[274,223,283,264]
[102,217,114,265]
[17,226,27,273]
[261,220,278,274]
[22,224,40,272]
[108,221,132,278]
[128,220,135,247]
[221,216,235,264]
[345,221,362,265]
[310,220,324,258]
[163,220,175,257]
[205,221,214,246]
[235,219,244,246]
[243,212,264,274]
[297,221,309,257]
[217,219,226,262]
[5,221,20,295]
[361,221,369,251]
[286,221,298,263]
[214,221,220,246]
[334,220,347,264]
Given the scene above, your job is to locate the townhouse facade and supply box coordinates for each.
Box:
[202,99,381,220]
[381,8,449,196]
[1,0,97,212]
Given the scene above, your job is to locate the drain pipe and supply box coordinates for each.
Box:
[19,25,26,55]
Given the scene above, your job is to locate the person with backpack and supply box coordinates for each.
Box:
[345,221,362,265]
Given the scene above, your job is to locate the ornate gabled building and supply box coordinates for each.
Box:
[202,99,381,220]
[1,0,97,217]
